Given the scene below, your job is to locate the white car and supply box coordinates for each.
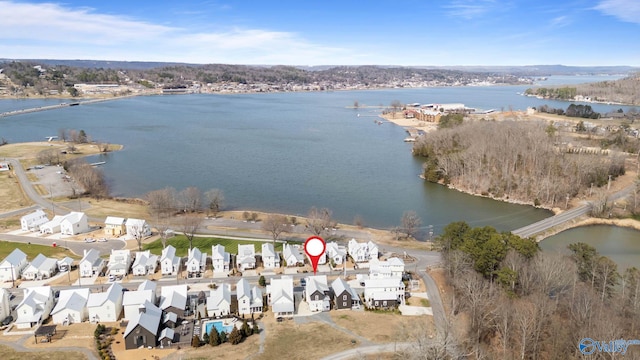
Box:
[84,238,96,243]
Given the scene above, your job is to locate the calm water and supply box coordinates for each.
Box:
[0,76,632,233]
[540,225,640,270]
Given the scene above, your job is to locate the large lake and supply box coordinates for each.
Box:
[0,75,632,234]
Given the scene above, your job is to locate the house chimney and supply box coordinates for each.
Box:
[138,304,146,314]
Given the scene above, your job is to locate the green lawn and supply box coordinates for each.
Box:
[144,235,283,257]
[0,240,78,260]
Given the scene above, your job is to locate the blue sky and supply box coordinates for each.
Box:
[0,0,638,66]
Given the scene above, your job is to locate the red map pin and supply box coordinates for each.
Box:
[304,236,326,274]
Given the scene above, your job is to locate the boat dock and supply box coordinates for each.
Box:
[404,128,422,142]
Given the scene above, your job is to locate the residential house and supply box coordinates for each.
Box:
[0,248,28,282]
[348,239,379,263]
[123,290,155,321]
[163,312,177,329]
[304,275,331,312]
[79,249,104,278]
[132,251,159,276]
[39,215,65,234]
[326,242,347,265]
[369,257,405,279]
[57,257,74,272]
[160,284,187,318]
[211,244,230,273]
[283,244,305,267]
[186,248,206,277]
[158,327,175,348]
[364,278,405,309]
[331,278,361,310]
[51,288,90,325]
[20,209,49,232]
[104,216,126,237]
[0,288,10,321]
[160,245,181,276]
[60,211,89,235]
[236,278,263,316]
[236,244,256,271]
[261,243,280,269]
[87,282,123,323]
[267,276,294,318]
[125,218,151,239]
[124,300,161,350]
[206,283,231,317]
[108,249,132,276]
[21,254,58,281]
[15,286,54,329]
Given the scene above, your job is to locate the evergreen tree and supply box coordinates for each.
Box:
[241,320,251,337]
[202,332,210,345]
[219,331,227,343]
[229,327,243,345]
[258,275,266,287]
[209,326,220,346]
[191,335,201,348]
[252,322,260,334]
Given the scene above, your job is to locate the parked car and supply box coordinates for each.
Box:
[98,238,107,242]
[84,238,96,243]
[2,316,13,326]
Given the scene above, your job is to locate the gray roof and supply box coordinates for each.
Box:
[160,285,187,311]
[51,288,89,315]
[236,278,251,300]
[161,245,176,261]
[306,275,329,296]
[57,257,74,266]
[163,312,177,324]
[159,327,175,340]
[207,284,231,310]
[124,300,161,338]
[3,248,27,266]
[211,244,229,261]
[30,254,58,272]
[123,290,154,306]
[261,243,276,258]
[87,282,123,308]
[137,280,157,292]
[81,249,101,267]
[270,276,294,313]
[331,277,359,300]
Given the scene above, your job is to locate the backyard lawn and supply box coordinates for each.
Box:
[0,240,78,260]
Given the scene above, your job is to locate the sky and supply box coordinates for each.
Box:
[0,0,639,66]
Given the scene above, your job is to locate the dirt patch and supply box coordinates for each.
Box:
[0,171,31,212]
[21,322,97,350]
[171,334,260,360]
[0,344,88,360]
[329,311,434,343]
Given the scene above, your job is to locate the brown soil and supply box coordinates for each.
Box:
[329,311,434,343]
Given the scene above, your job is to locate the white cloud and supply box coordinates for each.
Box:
[0,1,357,65]
[443,0,497,19]
[549,15,571,28]
[595,0,640,24]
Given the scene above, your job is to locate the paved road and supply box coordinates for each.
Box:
[0,232,125,256]
[6,159,54,211]
[512,182,638,238]
[0,205,40,219]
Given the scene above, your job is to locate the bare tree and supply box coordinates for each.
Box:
[204,188,225,218]
[58,128,68,142]
[155,219,174,249]
[146,187,177,218]
[401,210,422,239]
[305,207,335,236]
[178,213,203,250]
[65,159,109,198]
[261,214,289,243]
[353,215,364,229]
[179,186,202,213]
[129,223,146,251]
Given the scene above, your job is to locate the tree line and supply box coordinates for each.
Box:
[412,121,626,208]
[536,103,601,119]
[418,222,640,360]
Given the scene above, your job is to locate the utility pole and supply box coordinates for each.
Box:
[608,174,612,191]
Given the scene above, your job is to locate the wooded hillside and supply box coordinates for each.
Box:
[412,121,625,207]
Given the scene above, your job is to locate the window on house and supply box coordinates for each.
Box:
[342,295,347,300]
[383,301,387,306]
[343,302,347,307]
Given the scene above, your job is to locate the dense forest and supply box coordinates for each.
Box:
[424,222,640,360]
[412,121,626,208]
[525,74,640,105]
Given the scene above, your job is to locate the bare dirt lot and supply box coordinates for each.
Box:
[329,311,434,343]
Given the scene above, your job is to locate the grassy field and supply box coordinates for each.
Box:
[83,198,149,220]
[144,235,282,257]
[0,345,87,360]
[0,240,79,260]
[0,171,31,212]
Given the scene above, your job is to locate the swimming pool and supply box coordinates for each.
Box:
[202,320,235,338]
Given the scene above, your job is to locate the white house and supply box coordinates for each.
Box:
[305,275,331,312]
[0,288,10,321]
[21,254,58,281]
[283,244,305,267]
[267,276,294,318]
[206,283,231,317]
[108,249,132,276]
[60,211,90,235]
[237,244,256,271]
[0,248,28,282]
[261,243,280,269]
[123,289,155,321]
[369,258,405,279]
[211,244,230,273]
[104,216,126,237]
[132,251,158,276]
[348,239,379,263]
[364,277,406,309]
[57,257,74,272]
[186,248,206,277]
[39,215,65,234]
[326,242,347,265]
[15,286,54,329]
[125,218,151,239]
[160,245,181,276]
[159,284,187,318]
[20,209,49,232]
[87,282,123,323]
[236,278,263,316]
[51,288,90,325]
[79,249,104,278]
